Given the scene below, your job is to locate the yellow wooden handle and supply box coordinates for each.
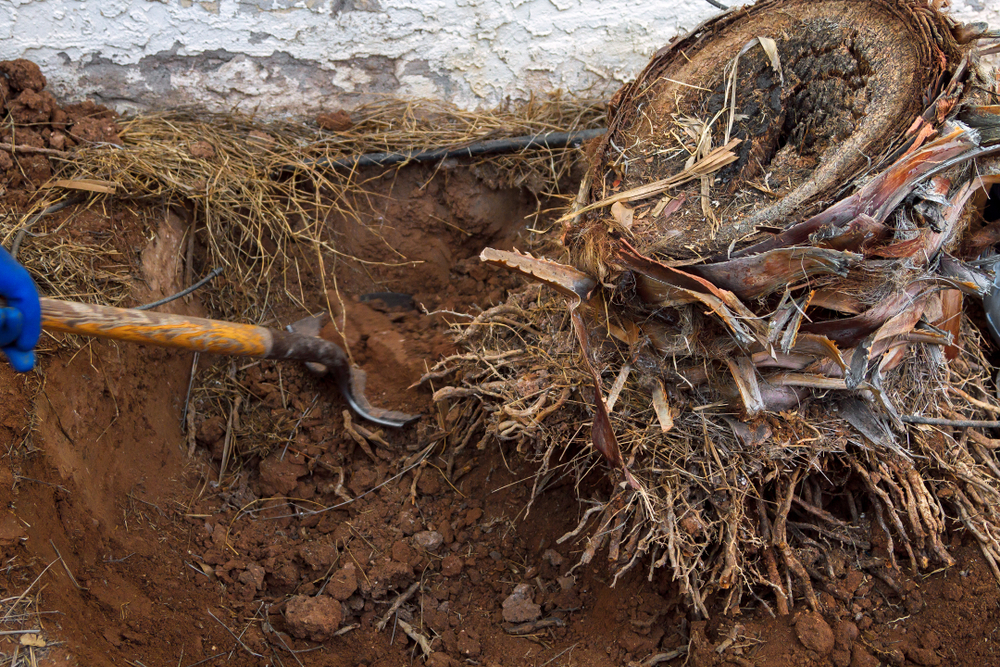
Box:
[37,297,420,427]
[40,297,275,357]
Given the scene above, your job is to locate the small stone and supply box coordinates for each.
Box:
[832,649,852,667]
[794,612,835,655]
[414,530,444,552]
[906,647,941,666]
[542,549,564,567]
[48,131,66,151]
[557,575,575,591]
[441,555,463,577]
[326,563,358,601]
[502,583,541,624]
[238,563,266,590]
[284,595,343,641]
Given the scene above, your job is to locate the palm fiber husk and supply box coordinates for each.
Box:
[436,0,1000,616]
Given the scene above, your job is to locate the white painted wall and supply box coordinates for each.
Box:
[1,0,997,117]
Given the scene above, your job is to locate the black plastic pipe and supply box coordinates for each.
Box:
[303,128,607,171]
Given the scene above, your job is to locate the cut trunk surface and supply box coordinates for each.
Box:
[569,0,963,270]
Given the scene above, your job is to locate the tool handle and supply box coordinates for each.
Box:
[41,297,274,357]
[40,297,420,428]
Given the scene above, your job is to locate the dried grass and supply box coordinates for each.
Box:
[2,95,603,321]
[0,558,59,666]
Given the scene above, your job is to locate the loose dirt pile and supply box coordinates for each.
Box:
[0,9,1000,667]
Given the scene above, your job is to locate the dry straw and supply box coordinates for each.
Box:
[2,96,604,319]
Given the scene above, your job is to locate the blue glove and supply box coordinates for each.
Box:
[0,248,40,372]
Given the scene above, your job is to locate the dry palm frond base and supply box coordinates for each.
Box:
[429,0,1000,617]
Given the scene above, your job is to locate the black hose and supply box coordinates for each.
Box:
[294,128,606,171]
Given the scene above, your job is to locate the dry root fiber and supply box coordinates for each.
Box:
[2,96,603,322]
[432,0,1000,616]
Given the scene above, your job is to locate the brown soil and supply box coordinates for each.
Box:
[1,60,1000,667]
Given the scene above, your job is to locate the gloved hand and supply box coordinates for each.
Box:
[0,247,40,372]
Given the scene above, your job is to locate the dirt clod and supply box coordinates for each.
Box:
[284,595,343,641]
[456,629,481,657]
[326,563,358,601]
[832,649,852,667]
[851,646,880,667]
[502,583,541,623]
[794,612,835,655]
[942,582,964,601]
[239,563,266,590]
[7,89,56,124]
[0,59,46,92]
[189,140,216,159]
[441,554,463,577]
[392,539,416,564]
[69,115,121,145]
[426,653,462,667]
[907,646,943,666]
[196,415,226,446]
[833,620,859,651]
[413,530,444,552]
[258,454,308,496]
[542,548,564,567]
[316,110,353,131]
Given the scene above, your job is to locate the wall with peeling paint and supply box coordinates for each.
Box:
[1,0,997,117]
